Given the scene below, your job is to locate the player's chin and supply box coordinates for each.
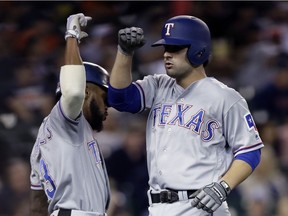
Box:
[165,66,175,74]
[166,70,177,78]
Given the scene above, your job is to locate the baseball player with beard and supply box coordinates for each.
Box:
[29,13,110,216]
[108,15,264,216]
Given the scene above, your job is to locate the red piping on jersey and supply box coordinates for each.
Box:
[233,142,263,155]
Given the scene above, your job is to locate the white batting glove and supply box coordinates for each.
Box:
[65,13,92,43]
[190,180,231,213]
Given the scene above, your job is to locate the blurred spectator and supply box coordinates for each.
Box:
[245,199,270,216]
[97,108,126,158]
[235,24,282,93]
[0,2,288,216]
[106,120,149,216]
[2,62,55,159]
[5,62,54,126]
[207,38,236,87]
[252,56,288,123]
[106,179,133,216]
[238,145,288,216]
[0,158,30,216]
[81,22,117,73]
[276,121,288,174]
[136,6,169,77]
[275,196,288,216]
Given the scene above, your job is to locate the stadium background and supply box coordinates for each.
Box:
[0,1,288,216]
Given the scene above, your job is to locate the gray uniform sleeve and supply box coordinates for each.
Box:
[30,143,43,190]
[223,98,263,156]
[136,74,175,109]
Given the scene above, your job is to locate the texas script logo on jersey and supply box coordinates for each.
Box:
[151,103,220,142]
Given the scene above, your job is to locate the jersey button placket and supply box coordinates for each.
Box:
[167,127,172,133]
[160,128,170,176]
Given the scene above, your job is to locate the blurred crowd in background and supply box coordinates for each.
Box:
[0,1,288,216]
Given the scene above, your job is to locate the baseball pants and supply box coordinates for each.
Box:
[50,209,107,216]
[148,200,231,216]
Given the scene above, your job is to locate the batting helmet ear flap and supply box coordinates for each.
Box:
[187,44,211,67]
[83,62,109,90]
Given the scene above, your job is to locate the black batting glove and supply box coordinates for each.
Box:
[190,180,231,213]
[118,27,146,56]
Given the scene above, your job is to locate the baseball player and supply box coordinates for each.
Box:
[29,13,110,216]
[108,15,264,216]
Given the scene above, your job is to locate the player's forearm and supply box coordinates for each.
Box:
[109,50,133,88]
[30,209,49,216]
[30,190,49,216]
[65,38,82,65]
[60,37,85,119]
[220,159,252,190]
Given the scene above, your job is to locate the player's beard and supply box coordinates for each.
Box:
[167,68,190,80]
[88,99,104,132]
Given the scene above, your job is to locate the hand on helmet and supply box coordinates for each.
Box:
[118,27,146,56]
[65,13,92,43]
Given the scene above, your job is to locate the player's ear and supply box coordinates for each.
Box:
[85,85,89,98]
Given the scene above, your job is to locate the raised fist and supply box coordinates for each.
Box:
[118,27,146,55]
[65,13,92,43]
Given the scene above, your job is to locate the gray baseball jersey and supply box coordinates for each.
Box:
[30,101,110,214]
[134,75,264,191]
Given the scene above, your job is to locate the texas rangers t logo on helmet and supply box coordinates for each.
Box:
[165,23,174,36]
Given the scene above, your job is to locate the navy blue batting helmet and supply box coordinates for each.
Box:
[56,62,109,99]
[152,15,211,66]
[83,61,109,89]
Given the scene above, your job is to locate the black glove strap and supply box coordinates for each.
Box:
[219,180,231,195]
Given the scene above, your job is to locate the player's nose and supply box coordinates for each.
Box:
[164,52,172,60]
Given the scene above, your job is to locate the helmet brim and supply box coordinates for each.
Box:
[151,38,191,47]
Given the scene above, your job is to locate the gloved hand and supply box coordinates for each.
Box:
[65,13,92,43]
[118,27,145,56]
[190,180,231,213]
